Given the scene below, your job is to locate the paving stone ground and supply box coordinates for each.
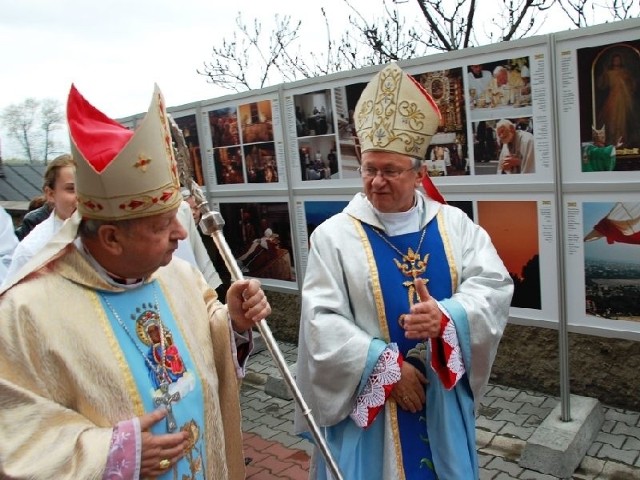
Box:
[241,341,640,480]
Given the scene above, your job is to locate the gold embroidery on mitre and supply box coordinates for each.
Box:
[134,154,152,172]
[355,63,440,159]
[117,188,180,213]
[157,92,179,182]
[78,195,105,213]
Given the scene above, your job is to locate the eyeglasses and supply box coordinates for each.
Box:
[357,165,418,180]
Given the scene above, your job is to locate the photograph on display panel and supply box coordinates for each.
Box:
[213,146,244,184]
[577,41,640,173]
[215,201,296,283]
[298,136,339,181]
[243,142,278,184]
[173,114,205,186]
[208,100,282,186]
[465,56,537,176]
[477,200,541,309]
[334,82,367,179]
[466,57,532,113]
[209,106,239,148]
[416,67,470,177]
[294,89,343,181]
[583,202,640,322]
[472,116,535,175]
[239,100,274,143]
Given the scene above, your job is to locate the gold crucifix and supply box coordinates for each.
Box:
[393,248,429,307]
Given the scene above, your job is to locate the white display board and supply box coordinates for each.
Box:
[564,194,640,340]
[128,19,640,339]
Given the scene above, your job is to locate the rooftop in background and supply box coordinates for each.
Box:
[0,161,46,213]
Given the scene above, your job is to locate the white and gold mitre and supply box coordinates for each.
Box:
[355,62,441,159]
[67,84,181,221]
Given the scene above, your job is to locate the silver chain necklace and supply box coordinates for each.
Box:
[100,285,181,432]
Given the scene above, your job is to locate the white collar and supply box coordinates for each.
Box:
[370,198,422,236]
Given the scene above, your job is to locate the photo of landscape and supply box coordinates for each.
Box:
[583,202,640,321]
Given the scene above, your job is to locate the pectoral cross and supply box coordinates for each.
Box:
[154,382,181,432]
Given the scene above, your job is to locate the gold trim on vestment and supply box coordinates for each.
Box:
[351,217,405,479]
[91,290,145,416]
[352,218,388,341]
[437,209,459,292]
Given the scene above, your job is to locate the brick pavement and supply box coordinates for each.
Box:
[241,341,640,479]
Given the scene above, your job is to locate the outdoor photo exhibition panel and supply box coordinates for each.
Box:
[564,193,640,341]
[555,20,640,186]
[282,36,554,192]
[451,39,554,185]
[122,20,639,339]
[208,196,298,292]
[292,192,559,326]
[198,89,288,193]
[283,75,367,189]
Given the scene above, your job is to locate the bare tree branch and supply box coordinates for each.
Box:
[198,0,637,93]
[1,99,40,163]
[40,98,63,164]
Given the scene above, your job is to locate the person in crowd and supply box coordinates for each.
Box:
[519,64,532,96]
[467,64,492,100]
[490,65,509,90]
[496,118,535,174]
[175,188,223,293]
[0,84,271,479]
[486,65,524,107]
[0,206,18,285]
[3,154,77,285]
[13,154,75,240]
[27,194,47,211]
[294,62,513,479]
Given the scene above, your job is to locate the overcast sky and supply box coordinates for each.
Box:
[0,0,620,158]
[1,0,377,157]
[0,0,354,114]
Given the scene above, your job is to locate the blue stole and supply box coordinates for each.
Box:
[365,219,479,480]
[364,221,451,479]
[99,281,207,479]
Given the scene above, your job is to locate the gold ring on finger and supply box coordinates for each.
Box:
[159,458,171,470]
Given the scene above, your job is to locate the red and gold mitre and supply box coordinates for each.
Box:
[67,84,181,221]
[355,62,441,160]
